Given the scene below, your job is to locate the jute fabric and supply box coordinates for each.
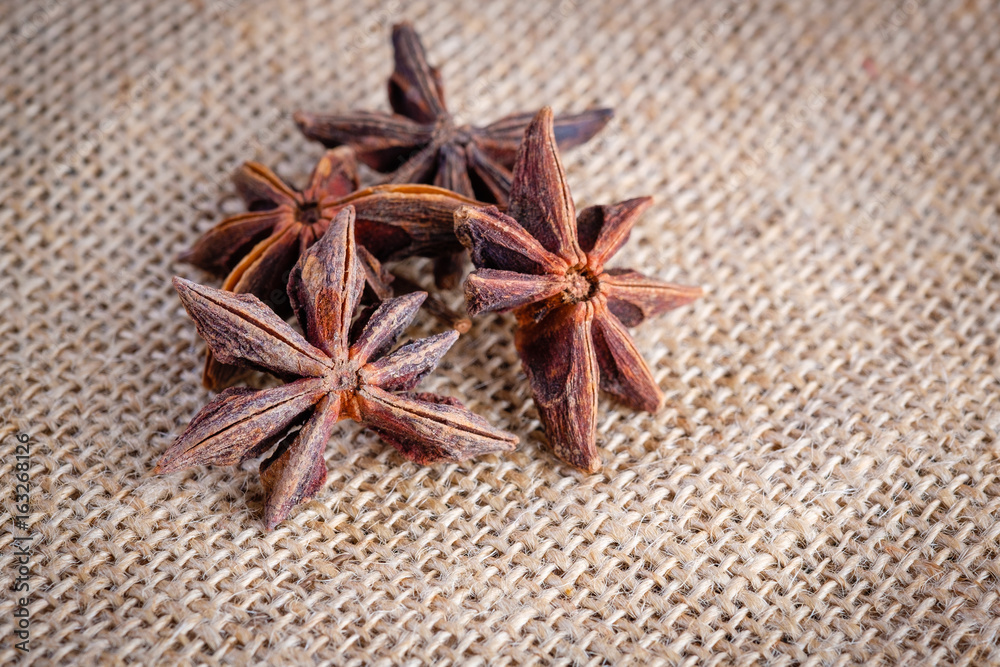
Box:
[1,0,998,664]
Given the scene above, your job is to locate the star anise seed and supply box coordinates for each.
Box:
[180,147,477,389]
[454,108,702,473]
[158,205,518,530]
[294,22,613,289]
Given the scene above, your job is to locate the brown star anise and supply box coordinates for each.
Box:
[454,108,702,473]
[158,206,518,529]
[294,22,613,289]
[180,147,479,389]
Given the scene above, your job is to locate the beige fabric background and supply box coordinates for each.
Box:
[2,0,999,664]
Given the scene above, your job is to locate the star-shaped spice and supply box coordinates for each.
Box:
[454,108,702,473]
[294,22,613,288]
[181,147,479,389]
[158,206,518,529]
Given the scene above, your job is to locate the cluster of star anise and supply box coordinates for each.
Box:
[158,23,700,529]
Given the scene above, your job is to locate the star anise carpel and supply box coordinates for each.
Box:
[158,206,518,530]
[180,147,478,389]
[294,22,613,289]
[454,108,702,473]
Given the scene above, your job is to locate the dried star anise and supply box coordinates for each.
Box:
[294,22,613,289]
[180,147,478,389]
[158,206,518,529]
[454,108,702,473]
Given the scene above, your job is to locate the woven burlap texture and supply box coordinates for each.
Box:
[2,0,999,664]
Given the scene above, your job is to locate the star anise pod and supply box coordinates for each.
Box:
[180,147,478,389]
[158,206,518,529]
[454,108,702,473]
[294,22,613,289]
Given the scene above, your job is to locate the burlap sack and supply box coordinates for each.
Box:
[2,0,998,664]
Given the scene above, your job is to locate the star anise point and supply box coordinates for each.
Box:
[180,147,482,390]
[162,206,517,529]
[456,109,701,473]
[295,24,614,289]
